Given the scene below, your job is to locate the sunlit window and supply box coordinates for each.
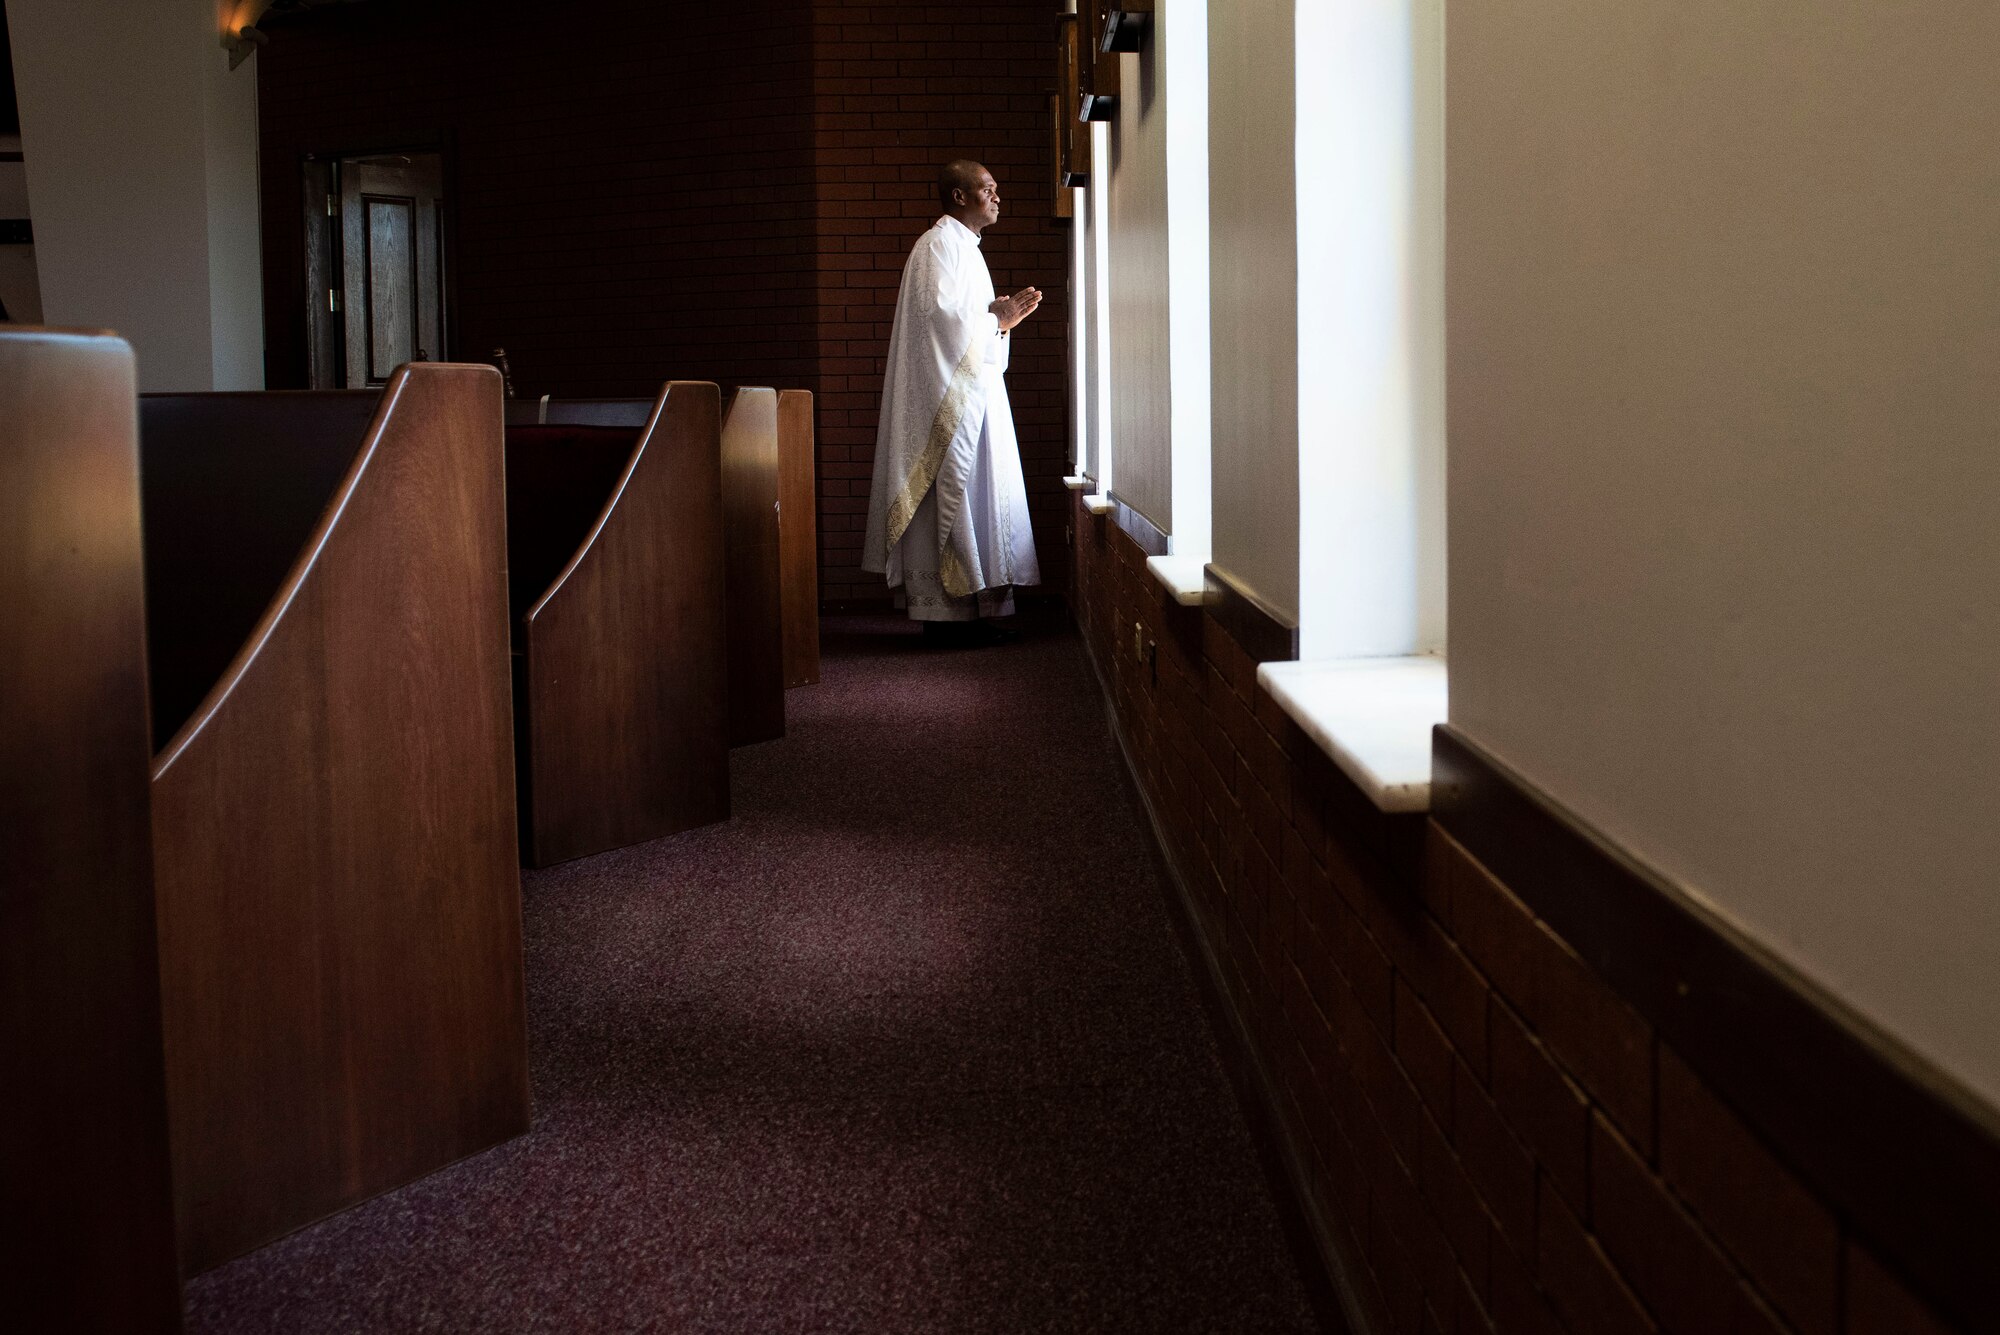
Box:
[1293,0,1445,661]
[1165,0,1211,557]
[1090,119,1114,500]
[1070,184,1092,481]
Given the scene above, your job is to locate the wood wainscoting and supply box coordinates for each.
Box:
[1070,487,1974,1335]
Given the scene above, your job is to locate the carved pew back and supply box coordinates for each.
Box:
[503,381,729,866]
[140,391,375,750]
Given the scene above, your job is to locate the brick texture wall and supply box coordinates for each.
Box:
[806,0,1070,608]
[257,0,820,397]
[1070,493,1956,1335]
[255,0,1067,612]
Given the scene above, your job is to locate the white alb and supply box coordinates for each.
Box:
[861,215,1040,620]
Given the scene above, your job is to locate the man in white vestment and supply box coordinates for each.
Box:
[861,159,1043,643]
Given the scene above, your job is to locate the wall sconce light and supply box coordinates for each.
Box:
[1077,0,1120,121]
[1099,1,1154,54]
[222,1,276,70]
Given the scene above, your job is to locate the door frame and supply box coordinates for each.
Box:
[299,134,461,389]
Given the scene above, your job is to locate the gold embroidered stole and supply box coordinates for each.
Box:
[882,328,990,597]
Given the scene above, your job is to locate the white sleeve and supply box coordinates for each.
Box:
[929,238,1000,349]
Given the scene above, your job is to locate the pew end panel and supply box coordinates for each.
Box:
[503,424,635,635]
[1,328,184,1331]
[721,386,785,746]
[140,390,379,751]
[503,421,635,862]
[145,364,529,1273]
[510,381,730,867]
[777,388,821,689]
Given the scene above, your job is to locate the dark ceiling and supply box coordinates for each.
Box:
[0,0,395,135]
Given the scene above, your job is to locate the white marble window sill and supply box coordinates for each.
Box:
[1063,475,1093,491]
[1083,493,1113,515]
[1255,655,1448,813]
[1145,554,1209,606]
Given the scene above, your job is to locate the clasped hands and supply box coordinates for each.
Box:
[989,287,1043,332]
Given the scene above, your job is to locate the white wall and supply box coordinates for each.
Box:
[1080,156,1102,483]
[7,0,262,390]
[1105,16,1170,529]
[202,4,263,390]
[1208,0,1296,615]
[1449,1,2000,1106]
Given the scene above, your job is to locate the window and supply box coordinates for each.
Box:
[1090,119,1115,501]
[1293,0,1446,661]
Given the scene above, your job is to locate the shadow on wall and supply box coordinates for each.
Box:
[1,4,43,322]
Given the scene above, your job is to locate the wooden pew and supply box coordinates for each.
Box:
[140,366,529,1273]
[721,387,785,744]
[2,328,183,1330]
[502,382,729,867]
[517,387,807,744]
[776,388,820,689]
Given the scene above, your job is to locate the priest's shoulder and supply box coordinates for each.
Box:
[911,223,964,270]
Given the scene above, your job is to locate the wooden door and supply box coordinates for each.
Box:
[338,153,445,387]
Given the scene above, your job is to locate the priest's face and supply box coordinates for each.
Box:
[959,168,1001,232]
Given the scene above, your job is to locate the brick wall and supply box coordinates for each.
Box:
[256,0,1067,612]
[1070,493,1955,1335]
[806,0,1070,608]
[257,0,819,398]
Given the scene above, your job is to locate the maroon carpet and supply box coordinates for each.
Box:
[185,615,1322,1333]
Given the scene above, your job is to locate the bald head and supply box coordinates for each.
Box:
[938,159,985,208]
[938,159,1002,233]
